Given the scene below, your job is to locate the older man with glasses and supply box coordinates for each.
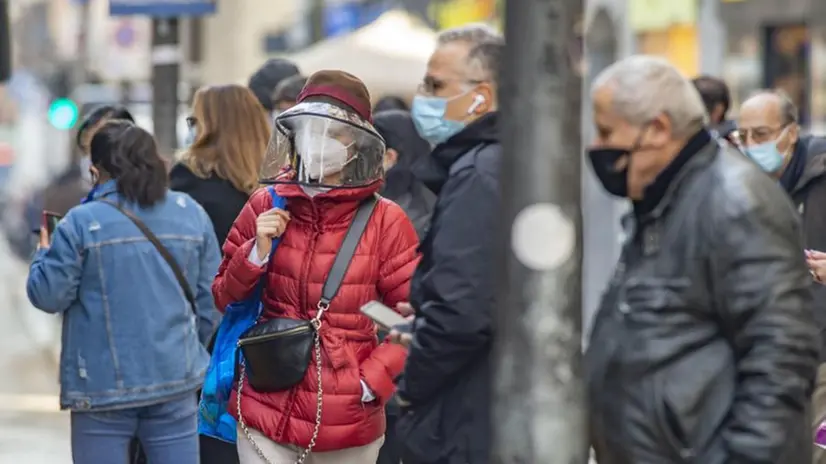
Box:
[739,90,826,463]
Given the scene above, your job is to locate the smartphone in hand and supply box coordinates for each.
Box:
[360,300,408,330]
[42,211,63,242]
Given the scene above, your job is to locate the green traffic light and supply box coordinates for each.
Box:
[47,98,79,130]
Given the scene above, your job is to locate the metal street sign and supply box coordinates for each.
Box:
[110,0,217,17]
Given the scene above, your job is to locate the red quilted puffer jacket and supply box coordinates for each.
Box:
[212,181,419,451]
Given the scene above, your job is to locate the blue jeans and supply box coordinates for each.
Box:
[70,394,199,464]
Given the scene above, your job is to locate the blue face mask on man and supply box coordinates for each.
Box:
[411,89,484,145]
[745,127,790,174]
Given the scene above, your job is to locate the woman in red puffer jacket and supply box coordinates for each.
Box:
[212,70,419,463]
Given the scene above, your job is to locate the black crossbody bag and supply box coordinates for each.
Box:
[235,194,378,464]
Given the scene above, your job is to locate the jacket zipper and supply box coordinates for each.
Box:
[237,325,311,346]
[274,201,322,442]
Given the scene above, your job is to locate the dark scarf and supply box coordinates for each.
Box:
[780,140,807,193]
[634,129,712,217]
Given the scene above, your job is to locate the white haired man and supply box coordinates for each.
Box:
[585,55,818,464]
[389,23,504,464]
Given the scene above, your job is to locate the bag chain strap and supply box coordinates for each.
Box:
[236,301,329,464]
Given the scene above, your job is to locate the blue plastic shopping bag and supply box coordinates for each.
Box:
[198,187,285,443]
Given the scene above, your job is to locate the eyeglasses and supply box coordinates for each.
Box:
[737,123,790,145]
[185,116,197,129]
[417,77,483,96]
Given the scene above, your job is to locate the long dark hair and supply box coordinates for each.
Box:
[90,120,168,208]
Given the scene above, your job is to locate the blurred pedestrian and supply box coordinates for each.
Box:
[390,24,504,464]
[75,105,136,204]
[213,70,419,464]
[76,105,136,156]
[272,74,307,115]
[692,75,738,146]
[171,84,271,247]
[26,120,221,464]
[248,58,300,117]
[374,109,436,239]
[371,110,434,464]
[738,90,826,463]
[586,56,817,464]
[373,95,409,113]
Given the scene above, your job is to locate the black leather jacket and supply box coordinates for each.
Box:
[586,140,819,464]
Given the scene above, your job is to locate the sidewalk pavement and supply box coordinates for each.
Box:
[0,252,71,463]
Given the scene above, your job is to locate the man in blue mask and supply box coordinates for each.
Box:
[409,26,498,147]
[740,90,826,463]
[393,24,504,464]
[738,90,806,181]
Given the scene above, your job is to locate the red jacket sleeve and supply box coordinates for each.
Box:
[360,198,421,402]
[212,188,271,312]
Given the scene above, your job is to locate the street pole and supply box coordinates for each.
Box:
[0,0,10,83]
[74,0,91,88]
[151,18,180,157]
[494,0,586,462]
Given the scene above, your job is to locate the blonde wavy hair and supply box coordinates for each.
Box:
[180,85,271,194]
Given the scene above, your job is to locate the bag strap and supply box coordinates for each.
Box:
[314,194,379,320]
[98,199,197,314]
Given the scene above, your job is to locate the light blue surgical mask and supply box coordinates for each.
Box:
[411,91,473,145]
[746,129,788,173]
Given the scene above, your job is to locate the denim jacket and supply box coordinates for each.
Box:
[26,180,221,411]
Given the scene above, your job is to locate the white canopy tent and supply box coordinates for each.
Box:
[287,10,437,98]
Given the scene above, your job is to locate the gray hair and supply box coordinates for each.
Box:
[592,55,707,137]
[746,89,799,125]
[437,23,504,85]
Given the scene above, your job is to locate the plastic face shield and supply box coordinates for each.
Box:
[260,101,386,188]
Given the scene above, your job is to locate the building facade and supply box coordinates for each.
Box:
[720,0,826,130]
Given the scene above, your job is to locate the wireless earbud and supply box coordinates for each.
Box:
[467,94,486,114]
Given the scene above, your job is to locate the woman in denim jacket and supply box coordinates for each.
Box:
[26,120,221,464]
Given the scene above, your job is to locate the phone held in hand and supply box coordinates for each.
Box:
[360,300,408,330]
[42,211,63,242]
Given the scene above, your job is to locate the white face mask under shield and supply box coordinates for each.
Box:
[294,130,355,180]
[261,101,387,188]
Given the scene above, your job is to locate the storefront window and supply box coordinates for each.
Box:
[764,24,810,126]
[724,24,824,130]
[636,25,698,78]
[808,31,826,133]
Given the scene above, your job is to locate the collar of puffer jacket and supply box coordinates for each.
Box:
[273,180,382,228]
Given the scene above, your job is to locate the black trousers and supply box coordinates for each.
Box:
[200,434,240,464]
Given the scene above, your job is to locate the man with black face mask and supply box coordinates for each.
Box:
[585,55,818,464]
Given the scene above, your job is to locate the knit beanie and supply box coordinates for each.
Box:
[296,70,374,123]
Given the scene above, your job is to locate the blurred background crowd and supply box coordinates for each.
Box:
[0,0,824,462]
